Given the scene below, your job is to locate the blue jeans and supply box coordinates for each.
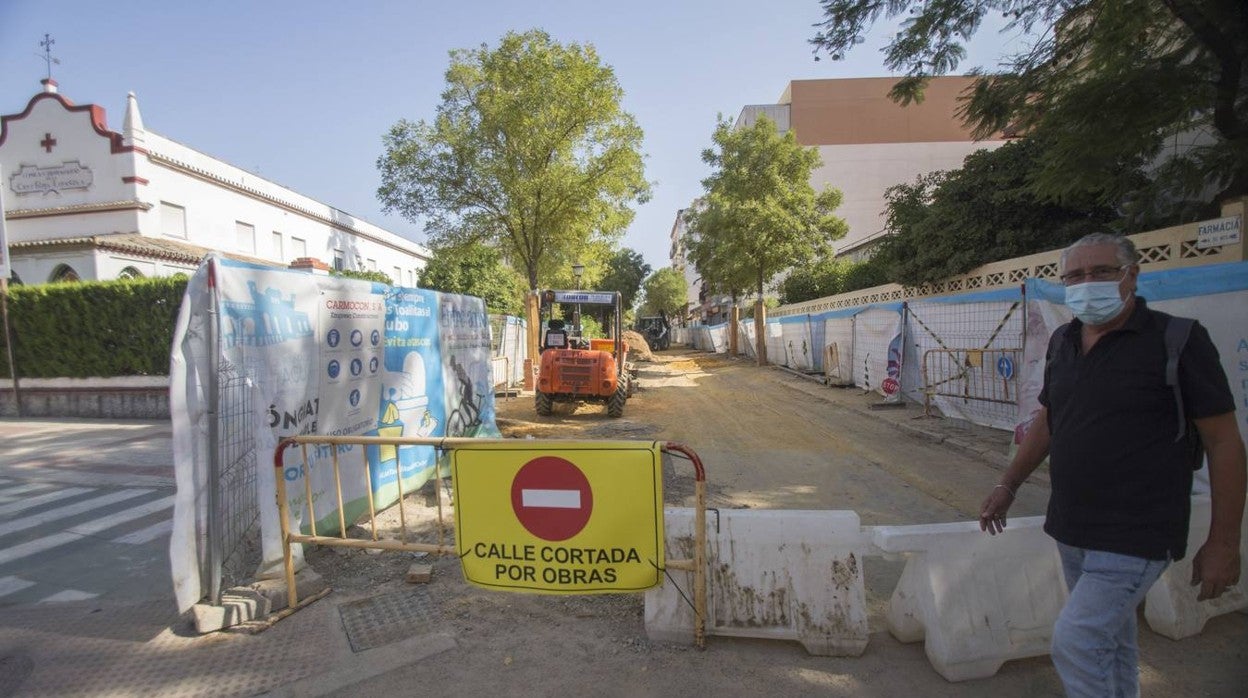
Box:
[1053,543,1169,698]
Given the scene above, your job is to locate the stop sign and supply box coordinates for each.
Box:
[510,456,593,541]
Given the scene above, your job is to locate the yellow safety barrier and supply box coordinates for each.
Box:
[272,435,709,647]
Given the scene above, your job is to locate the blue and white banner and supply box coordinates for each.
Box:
[170,256,498,612]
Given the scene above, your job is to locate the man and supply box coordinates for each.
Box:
[980,233,1245,697]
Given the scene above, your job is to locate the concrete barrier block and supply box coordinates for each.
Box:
[1145,495,1248,639]
[646,508,868,656]
[871,517,1065,682]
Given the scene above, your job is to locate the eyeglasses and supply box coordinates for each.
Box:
[1059,264,1129,286]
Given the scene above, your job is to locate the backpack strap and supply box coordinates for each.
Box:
[1163,316,1195,442]
[1047,322,1070,363]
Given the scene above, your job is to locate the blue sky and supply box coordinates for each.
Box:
[0,0,1027,271]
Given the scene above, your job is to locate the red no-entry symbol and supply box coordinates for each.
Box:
[510,456,593,541]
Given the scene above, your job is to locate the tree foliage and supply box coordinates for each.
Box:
[377,29,650,290]
[871,138,1118,286]
[639,268,688,317]
[811,0,1248,219]
[684,115,848,299]
[597,248,651,311]
[417,242,527,315]
[334,269,393,285]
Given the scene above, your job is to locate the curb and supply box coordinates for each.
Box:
[769,364,1007,468]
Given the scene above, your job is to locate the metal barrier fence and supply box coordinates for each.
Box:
[272,435,710,647]
[921,348,1022,418]
[207,357,262,604]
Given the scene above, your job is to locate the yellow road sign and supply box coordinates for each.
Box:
[452,440,664,593]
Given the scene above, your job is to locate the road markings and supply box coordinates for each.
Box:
[112,519,172,545]
[0,575,35,597]
[0,495,174,567]
[0,487,93,516]
[0,482,55,502]
[0,489,153,538]
[38,589,99,604]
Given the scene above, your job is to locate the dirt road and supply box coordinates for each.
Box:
[307,350,1245,697]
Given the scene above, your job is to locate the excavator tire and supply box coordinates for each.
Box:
[606,380,627,417]
[535,390,553,416]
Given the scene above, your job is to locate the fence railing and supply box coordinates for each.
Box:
[921,348,1022,418]
[272,435,710,647]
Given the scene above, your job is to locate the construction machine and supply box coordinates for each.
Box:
[535,289,631,417]
[636,311,671,351]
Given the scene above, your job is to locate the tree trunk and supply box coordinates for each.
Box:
[728,305,739,356]
[525,291,541,389]
[754,299,767,366]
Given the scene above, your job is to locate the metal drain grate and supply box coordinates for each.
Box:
[338,588,438,653]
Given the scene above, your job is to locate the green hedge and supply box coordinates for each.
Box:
[0,276,188,378]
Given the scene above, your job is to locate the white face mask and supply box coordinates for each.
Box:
[1065,280,1125,325]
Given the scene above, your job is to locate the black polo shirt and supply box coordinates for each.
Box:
[1039,298,1235,561]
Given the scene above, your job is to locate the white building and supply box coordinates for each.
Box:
[667,207,700,322]
[1,79,428,285]
[736,77,1011,260]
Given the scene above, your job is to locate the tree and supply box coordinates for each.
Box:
[597,248,651,311]
[684,115,848,300]
[810,0,1248,220]
[639,268,688,317]
[592,247,650,327]
[870,138,1119,286]
[377,29,651,291]
[417,242,527,315]
[780,257,860,305]
[685,115,847,362]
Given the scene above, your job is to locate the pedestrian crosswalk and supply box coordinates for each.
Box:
[0,478,174,606]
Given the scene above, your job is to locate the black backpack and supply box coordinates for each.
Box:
[1047,314,1203,469]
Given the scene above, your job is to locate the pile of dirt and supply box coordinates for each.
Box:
[622,330,653,361]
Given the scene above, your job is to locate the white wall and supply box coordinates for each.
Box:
[812,140,1007,254]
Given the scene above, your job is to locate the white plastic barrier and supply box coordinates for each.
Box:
[1145,495,1248,638]
[872,517,1066,681]
[646,508,869,656]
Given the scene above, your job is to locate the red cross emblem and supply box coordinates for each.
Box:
[40,133,57,153]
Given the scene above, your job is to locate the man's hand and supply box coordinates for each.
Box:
[1190,539,1242,601]
[979,485,1014,535]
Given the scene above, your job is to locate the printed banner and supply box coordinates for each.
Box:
[170,255,500,612]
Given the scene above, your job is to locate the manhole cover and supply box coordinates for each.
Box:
[338,588,437,653]
[0,653,34,695]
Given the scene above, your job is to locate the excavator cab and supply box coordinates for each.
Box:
[535,289,631,417]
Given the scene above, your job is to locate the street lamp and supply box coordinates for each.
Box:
[571,262,584,338]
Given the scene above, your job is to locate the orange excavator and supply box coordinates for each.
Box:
[535,289,631,417]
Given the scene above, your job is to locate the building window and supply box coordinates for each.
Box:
[272,232,284,261]
[50,264,80,283]
[161,202,187,238]
[290,236,307,259]
[333,249,345,271]
[406,269,414,287]
[118,266,144,279]
[236,222,255,254]
[367,259,377,272]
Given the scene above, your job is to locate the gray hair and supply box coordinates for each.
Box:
[1060,233,1138,272]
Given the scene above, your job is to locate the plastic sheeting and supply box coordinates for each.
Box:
[170,256,499,612]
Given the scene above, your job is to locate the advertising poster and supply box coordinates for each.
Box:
[170,256,502,612]
[438,292,500,438]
